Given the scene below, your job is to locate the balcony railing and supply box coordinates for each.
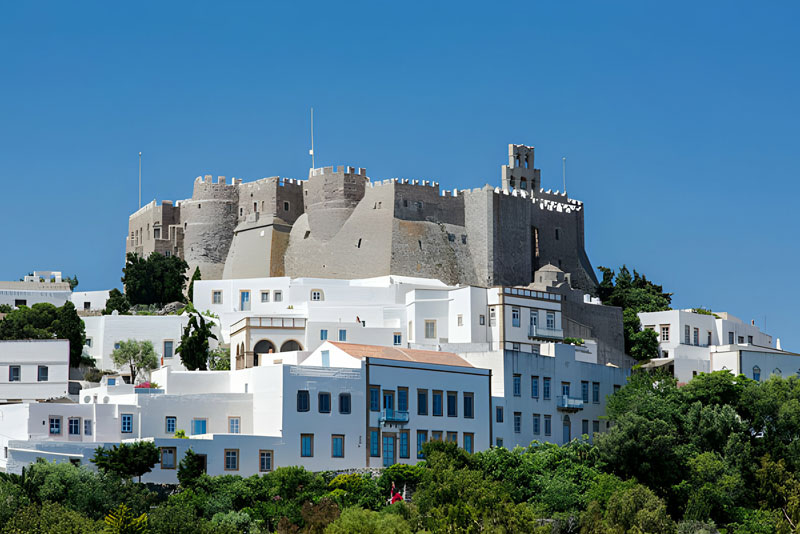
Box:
[556,396,584,411]
[379,409,409,424]
[529,325,564,339]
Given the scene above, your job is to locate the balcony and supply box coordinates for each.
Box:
[556,396,584,412]
[529,325,564,340]
[379,409,409,425]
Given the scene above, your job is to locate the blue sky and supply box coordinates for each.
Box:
[1,2,798,347]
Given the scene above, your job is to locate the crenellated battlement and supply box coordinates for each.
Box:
[309,165,367,177]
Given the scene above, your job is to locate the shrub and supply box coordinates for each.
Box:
[324,507,412,534]
[1,501,101,534]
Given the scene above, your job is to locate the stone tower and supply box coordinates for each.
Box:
[501,144,541,192]
[303,166,368,241]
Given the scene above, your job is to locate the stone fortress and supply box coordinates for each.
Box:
[126,144,599,291]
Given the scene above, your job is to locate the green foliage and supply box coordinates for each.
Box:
[692,307,720,318]
[110,339,158,383]
[324,506,412,534]
[0,303,12,313]
[564,337,585,346]
[103,504,147,534]
[177,312,218,370]
[121,252,188,306]
[0,301,87,367]
[177,449,206,487]
[208,346,231,370]
[91,442,160,482]
[1,501,102,534]
[104,288,131,315]
[623,308,660,361]
[64,275,79,291]
[604,484,677,534]
[187,267,201,303]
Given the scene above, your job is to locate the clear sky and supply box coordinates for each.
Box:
[1,2,798,348]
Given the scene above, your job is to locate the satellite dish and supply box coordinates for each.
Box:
[83,396,90,403]
[103,396,109,404]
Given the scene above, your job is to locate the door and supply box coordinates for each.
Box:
[382,435,396,467]
[562,416,571,443]
[383,391,394,418]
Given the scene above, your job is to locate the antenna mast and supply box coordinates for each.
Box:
[309,107,315,169]
[562,156,566,194]
[138,151,142,208]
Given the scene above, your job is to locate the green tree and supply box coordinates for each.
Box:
[604,484,677,534]
[104,289,130,315]
[208,346,231,370]
[1,501,101,534]
[63,275,79,291]
[121,252,188,306]
[177,313,218,371]
[103,504,147,534]
[110,340,158,383]
[177,449,206,487]
[624,309,660,361]
[324,507,411,534]
[91,442,159,483]
[187,267,201,303]
[0,302,86,367]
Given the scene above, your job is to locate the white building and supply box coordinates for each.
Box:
[711,345,800,381]
[638,309,784,383]
[0,340,70,403]
[71,290,111,313]
[82,314,220,376]
[2,341,490,480]
[0,275,71,309]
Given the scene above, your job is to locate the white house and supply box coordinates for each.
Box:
[0,340,70,404]
[0,276,71,309]
[71,290,111,313]
[638,309,781,383]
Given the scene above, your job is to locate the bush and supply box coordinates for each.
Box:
[1,501,101,534]
[324,507,412,534]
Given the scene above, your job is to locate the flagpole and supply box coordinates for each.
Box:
[310,108,315,169]
[138,151,142,208]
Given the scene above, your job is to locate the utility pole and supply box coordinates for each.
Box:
[138,151,142,208]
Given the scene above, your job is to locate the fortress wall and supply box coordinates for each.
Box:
[126,200,181,258]
[462,188,495,287]
[390,181,465,226]
[275,179,305,225]
[305,166,368,241]
[236,177,305,226]
[491,191,536,287]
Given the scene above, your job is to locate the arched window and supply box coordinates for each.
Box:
[310,289,324,302]
[281,340,303,352]
[253,340,275,354]
[753,366,761,381]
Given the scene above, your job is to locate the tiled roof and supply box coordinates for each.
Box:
[328,342,474,368]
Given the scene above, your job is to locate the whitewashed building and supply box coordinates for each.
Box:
[0,274,71,309]
[0,340,70,404]
[71,290,111,313]
[638,309,786,383]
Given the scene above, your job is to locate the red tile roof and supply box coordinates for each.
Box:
[328,342,474,368]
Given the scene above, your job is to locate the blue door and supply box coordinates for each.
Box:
[562,416,571,443]
[382,435,395,467]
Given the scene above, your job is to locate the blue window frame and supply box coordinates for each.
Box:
[165,416,176,434]
[544,415,552,436]
[496,406,504,423]
[332,435,344,458]
[164,340,174,358]
[369,386,380,412]
[417,431,427,458]
[301,434,314,457]
[338,329,347,342]
[543,377,551,399]
[339,393,351,414]
[320,329,328,341]
[318,392,331,413]
[513,374,521,396]
[191,419,206,435]
[400,431,409,458]
[463,393,474,419]
[121,414,133,433]
[533,414,541,435]
[297,390,310,412]
[393,333,402,346]
[417,390,428,415]
[432,391,443,416]
[464,433,473,453]
[582,381,589,403]
[370,429,380,457]
[398,388,408,412]
[49,416,61,435]
[592,382,600,403]
[531,376,539,398]
[321,350,330,367]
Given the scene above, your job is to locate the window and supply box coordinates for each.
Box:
[593,420,600,434]
[562,382,571,397]
[295,390,311,412]
[163,340,174,359]
[463,432,474,453]
[225,449,239,470]
[748,335,753,344]
[685,324,690,344]
[613,385,621,393]
[154,227,161,239]
[301,434,314,457]
[581,381,589,403]
[399,387,409,412]
[165,416,176,434]
[546,312,555,330]
[332,435,345,458]
[370,386,380,412]
[259,450,273,472]
[321,350,330,367]
[283,201,290,211]
[338,329,347,342]
[512,342,520,351]
[513,374,521,396]
[738,336,744,344]
[753,366,761,381]
[417,389,428,415]
[49,416,61,435]
[425,320,437,339]
[447,391,457,417]
[161,447,176,469]
[530,312,538,329]
[543,377,551,400]
[121,414,133,434]
[338,393,351,414]
[68,418,80,435]
[274,290,283,302]
[592,382,600,403]
[514,412,521,433]
[544,415,552,436]
[463,393,474,419]
[457,314,463,327]
[479,314,485,326]
[417,430,427,458]
[582,419,589,437]
[693,328,699,346]
[108,378,116,385]
[531,376,539,398]
[320,329,328,341]
[191,418,206,435]
[489,307,496,326]
[431,432,443,442]
[446,431,458,443]
[432,390,443,416]
[496,438,504,448]
[212,291,222,304]
[370,429,380,457]
[8,365,20,382]
[84,419,92,436]
[318,392,331,413]
[708,331,713,346]
[229,417,241,434]
[37,366,48,382]
[310,289,323,301]
[496,406,504,423]
[390,333,402,347]
[400,430,410,458]
[85,338,92,348]
[261,291,270,303]
[555,228,560,240]
[114,342,120,350]
[408,321,413,340]
[240,290,251,311]
[661,325,670,342]
[728,331,734,344]
[533,414,541,435]
[512,308,520,327]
